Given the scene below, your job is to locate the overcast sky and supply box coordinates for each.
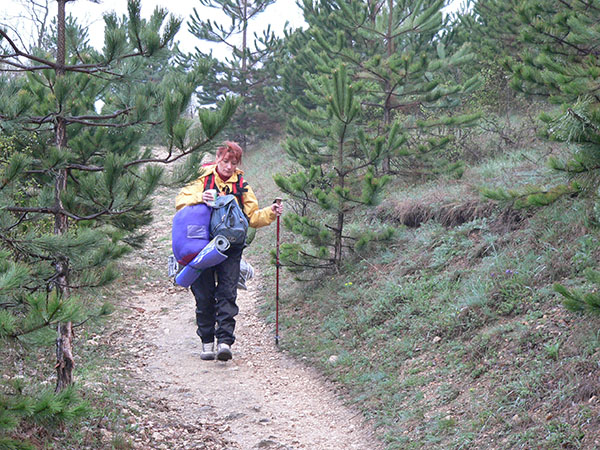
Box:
[0,0,306,55]
[1,0,464,56]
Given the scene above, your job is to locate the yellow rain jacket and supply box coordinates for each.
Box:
[175,164,276,228]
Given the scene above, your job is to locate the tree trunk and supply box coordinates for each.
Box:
[334,211,344,267]
[55,321,74,391]
[54,0,74,392]
[382,0,394,174]
[334,126,346,267]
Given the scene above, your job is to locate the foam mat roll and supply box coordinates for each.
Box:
[175,235,230,288]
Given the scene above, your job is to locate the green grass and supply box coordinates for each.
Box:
[245,132,600,449]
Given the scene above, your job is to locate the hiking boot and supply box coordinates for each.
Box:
[200,342,215,361]
[216,343,232,361]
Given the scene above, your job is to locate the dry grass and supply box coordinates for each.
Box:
[377,198,497,228]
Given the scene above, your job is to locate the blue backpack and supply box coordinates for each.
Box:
[210,194,249,247]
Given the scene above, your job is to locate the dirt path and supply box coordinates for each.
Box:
[113,187,381,449]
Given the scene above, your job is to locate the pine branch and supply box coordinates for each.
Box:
[567,107,600,134]
[5,202,144,222]
[281,259,333,270]
[64,117,154,128]
[5,206,56,215]
[0,61,55,72]
[7,302,61,339]
[0,29,56,67]
[66,108,133,122]
[279,189,322,207]
[5,213,29,232]
[0,234,54,264]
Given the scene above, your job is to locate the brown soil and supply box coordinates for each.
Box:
[109,184,382,449]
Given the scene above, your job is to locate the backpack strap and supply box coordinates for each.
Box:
[203,171,247,208]
[203,173,216,191]
[217,174,246,206]
[233,175,243,204]
[233,175,248,207]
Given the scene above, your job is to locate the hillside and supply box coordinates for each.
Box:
[4,125,599,449]
[244,125,600,449]
[4,1,600,449]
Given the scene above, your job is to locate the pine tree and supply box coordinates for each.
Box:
[0,0,236,405]
[458,0,524,62]
[274,64,394,272]
[187,0,283,147]
[276,5,336,124]
[481,0,600,207]
[284,0,480,177]
[447,0,525,114]
[474,0,600,312]
[508,0,600,103]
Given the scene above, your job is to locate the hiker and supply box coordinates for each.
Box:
[175,141,283,361]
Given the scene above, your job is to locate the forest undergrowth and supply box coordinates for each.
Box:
[246,117,600,449]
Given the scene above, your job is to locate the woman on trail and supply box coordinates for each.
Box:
[175,141,283,361]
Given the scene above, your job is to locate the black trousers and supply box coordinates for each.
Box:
[191,245,243,345]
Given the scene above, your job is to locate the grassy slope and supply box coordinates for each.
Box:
[244,132,600,449]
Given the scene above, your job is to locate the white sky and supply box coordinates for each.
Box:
[1,0,463,56]
[0,0,306,55]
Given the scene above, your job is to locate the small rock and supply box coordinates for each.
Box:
[152,431,163,440]
[224,412,245,421]
[255,439,278,448]
[432,336,442,344]
[99,429,113,441]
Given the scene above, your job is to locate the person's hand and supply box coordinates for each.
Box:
[202,189,217,204]
[271,201,283,217]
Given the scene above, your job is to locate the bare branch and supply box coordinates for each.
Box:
[0,29,57,67]
[67,108,133,121]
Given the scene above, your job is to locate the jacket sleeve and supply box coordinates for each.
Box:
[242,183,276,228]
[175,176,206,211]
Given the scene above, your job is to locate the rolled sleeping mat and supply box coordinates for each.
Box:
[172,203,211,265]
[175,235,231,288]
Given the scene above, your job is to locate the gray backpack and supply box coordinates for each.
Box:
[210,194,248,247]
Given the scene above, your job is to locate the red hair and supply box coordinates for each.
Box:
[216,141,243,165]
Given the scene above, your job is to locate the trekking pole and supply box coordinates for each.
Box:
[274,197,282,346]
